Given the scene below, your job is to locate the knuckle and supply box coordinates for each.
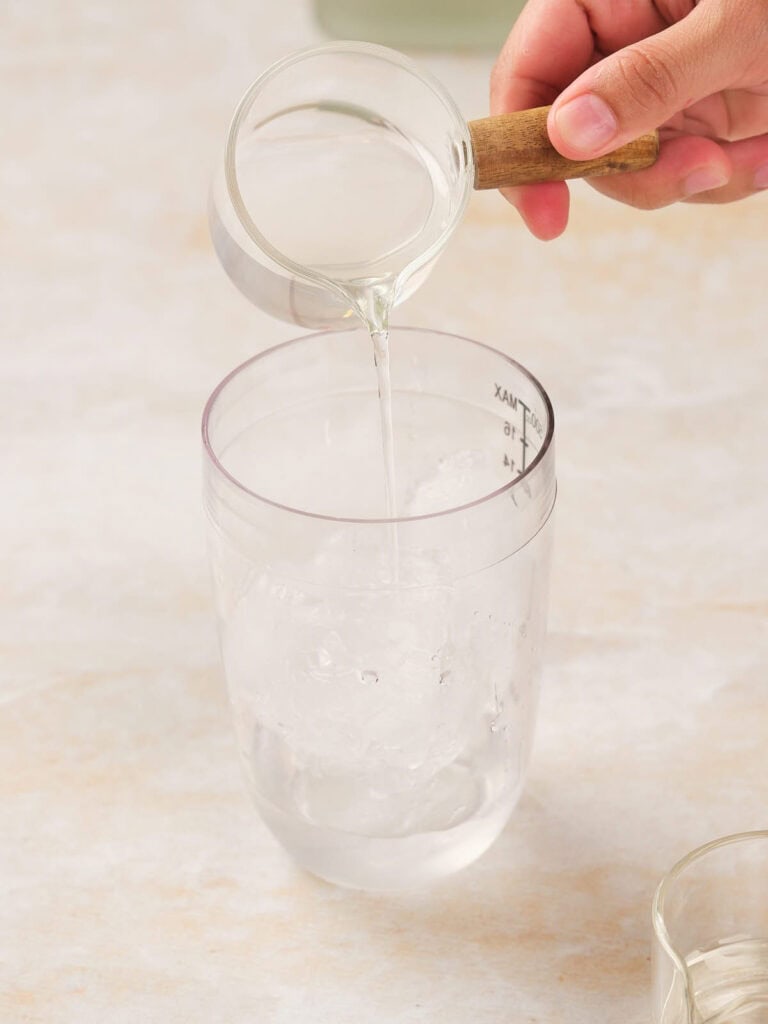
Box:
[611,44,681,113]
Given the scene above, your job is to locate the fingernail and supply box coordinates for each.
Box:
[754,164,768,190]
[684,167,729,196]
[552,94,618,156]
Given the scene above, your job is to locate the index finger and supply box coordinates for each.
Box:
[490,0,596,238]
[491,0,669,114]
[490,0,596,115]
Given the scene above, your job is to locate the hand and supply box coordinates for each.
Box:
[491,0,768,239]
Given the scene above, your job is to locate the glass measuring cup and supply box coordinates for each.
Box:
[209,41,658,329]
[202,326,555,889]
[652,831,768,1024]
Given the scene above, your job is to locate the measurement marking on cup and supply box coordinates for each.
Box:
[494,383,520,409]
[495,382,544,477]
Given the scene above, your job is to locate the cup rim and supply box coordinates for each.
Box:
[223,40,473,303]
[201,326,555,525]
[652,830,768,977]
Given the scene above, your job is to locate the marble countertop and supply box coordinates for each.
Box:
[3,2,767,1021]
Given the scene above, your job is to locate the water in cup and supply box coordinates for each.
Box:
[226,541,533,889]
[232,102,451,307]
[684,940,768,1023]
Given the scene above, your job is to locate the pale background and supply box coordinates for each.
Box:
[2,1,767,1021]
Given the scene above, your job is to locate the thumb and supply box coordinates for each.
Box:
[547,3,735,160]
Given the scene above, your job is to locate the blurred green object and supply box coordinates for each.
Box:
[314,0,525,52]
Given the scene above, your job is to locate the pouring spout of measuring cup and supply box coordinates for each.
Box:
[468,106,659,190]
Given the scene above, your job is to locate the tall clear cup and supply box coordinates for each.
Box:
[202,327,556,889]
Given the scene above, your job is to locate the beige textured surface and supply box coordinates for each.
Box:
[2,2,767,1021]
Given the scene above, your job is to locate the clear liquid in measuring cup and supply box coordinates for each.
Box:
[235,102,455,552]
[235,102,450,286]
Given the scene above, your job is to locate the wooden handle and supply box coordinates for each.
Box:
[468,105,659,190]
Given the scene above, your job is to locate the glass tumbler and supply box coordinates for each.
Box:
[202,327,555,890]
[652,831,768,1024]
